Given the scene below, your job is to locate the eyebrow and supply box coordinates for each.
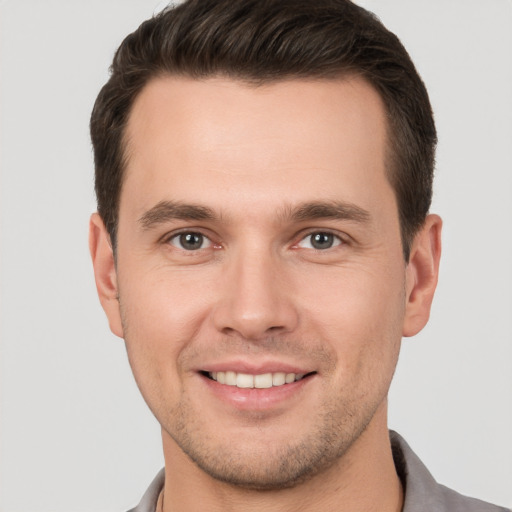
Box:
[138,200,217,230]
[286,201,371,224]
[138,199,371,230]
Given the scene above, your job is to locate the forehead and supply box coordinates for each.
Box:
[121,75,391,218]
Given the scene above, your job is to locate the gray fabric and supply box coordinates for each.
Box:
[127,432,510,511]
[389,431,509,512]
[127,468,164,512]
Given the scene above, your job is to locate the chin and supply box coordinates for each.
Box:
[164,398,377,491]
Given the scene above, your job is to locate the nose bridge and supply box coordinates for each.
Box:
[213,241,298,339]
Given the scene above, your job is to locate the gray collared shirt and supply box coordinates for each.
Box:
[128,431,510,511]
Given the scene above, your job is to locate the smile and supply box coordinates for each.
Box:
[207,371,310,389]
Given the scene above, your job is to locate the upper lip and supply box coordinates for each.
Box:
[196,359,315,375]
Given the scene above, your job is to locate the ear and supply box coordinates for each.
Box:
[89,213,124,338]
[403,214,442,337]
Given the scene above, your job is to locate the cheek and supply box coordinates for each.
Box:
[298,262,405,329]
[117,268,215,389]
[297,264,405,379]
[120,262,214,333]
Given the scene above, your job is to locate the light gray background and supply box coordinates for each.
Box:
[1,1,511,511]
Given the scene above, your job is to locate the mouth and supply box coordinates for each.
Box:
[202,371,316,389]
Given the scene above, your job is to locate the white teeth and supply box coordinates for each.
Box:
[225,371,237,385]
[236,373,254,388]
[272,372,286,386]
[285,373,296,384]
[209,371,308,388]
[254,373,273,388]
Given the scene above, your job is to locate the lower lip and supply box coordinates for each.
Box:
[200,373,314,411]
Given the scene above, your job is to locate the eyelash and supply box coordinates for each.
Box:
[163,229,346,252]
[295,231,345,251]
[165,231,216,251]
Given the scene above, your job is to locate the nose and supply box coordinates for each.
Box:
[212,247,299,341]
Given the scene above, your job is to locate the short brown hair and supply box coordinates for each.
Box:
[90,0,436,260]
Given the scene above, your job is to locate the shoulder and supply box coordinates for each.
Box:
[436,483,510,512]
[126,468,165,512]
[390,431,509,512]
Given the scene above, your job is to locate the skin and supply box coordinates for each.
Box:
[90,76,441,512]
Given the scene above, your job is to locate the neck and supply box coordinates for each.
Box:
[160,404,403,512]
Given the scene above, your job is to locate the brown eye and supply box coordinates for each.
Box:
[169,232,211,250]
[298,232,342,250]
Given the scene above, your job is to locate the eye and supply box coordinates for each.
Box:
[168,232,212,251]
[297,232,342,250]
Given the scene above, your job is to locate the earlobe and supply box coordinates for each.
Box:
[402,214,442,337]
[89,213,124,338]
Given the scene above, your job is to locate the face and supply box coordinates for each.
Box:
[91,76,439,489]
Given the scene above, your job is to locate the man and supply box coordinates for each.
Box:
[88,1,509,511]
